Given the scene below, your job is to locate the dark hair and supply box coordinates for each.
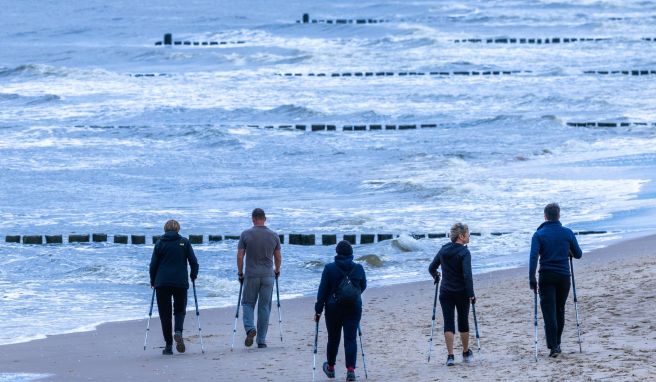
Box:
[164,219,180,232]
[544,203,560,221]
[252,208,266,220]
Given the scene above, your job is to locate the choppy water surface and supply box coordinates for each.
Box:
[1,0,656,345]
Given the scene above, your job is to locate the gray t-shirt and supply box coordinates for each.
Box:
[238,225,281,277]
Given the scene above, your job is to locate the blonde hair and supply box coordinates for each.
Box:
[450,222,469,242]
[164,219,180,232]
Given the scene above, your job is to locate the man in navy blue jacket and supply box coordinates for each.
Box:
[150,219,199,355]
[529,203,582,357]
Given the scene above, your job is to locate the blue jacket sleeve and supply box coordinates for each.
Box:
[569,231,583,259]
[462,249,475,298]
[186,241,199,280]
[315,266,330,314]
[360,264,367,293]
[149,242,160,287]
[529,232,540,284]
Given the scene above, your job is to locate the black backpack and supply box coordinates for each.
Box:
[333,266,362,307]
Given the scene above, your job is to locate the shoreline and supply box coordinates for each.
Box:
[0,228,650,349]
[0,233,655,381]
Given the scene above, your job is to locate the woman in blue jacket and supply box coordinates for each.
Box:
[315,241,367,381]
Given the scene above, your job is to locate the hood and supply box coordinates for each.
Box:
[161,231,181,241]
[334,254,355,271]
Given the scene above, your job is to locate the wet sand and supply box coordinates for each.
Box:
[1,234,655,381]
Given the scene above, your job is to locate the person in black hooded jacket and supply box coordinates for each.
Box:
[315,240,367,381]
[428,222,476,366]
[149,219,199,355]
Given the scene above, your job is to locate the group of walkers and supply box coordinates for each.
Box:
[148,203,583,379]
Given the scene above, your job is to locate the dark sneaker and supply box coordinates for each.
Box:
[555,345,562,355]
[346,370,356,381]
[174,331,185,353]
[549,348,559,358]
[245,329,256,347]
[322,362,335,379]
[258,343,267,349]
[446,354,455,366]
[162,344,173,355]
[463,349,473,363]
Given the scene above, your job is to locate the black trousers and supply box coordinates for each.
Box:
[539,272,571,350]
[325,303,362,369]
[156,286,187,345]
[439,291,470,333]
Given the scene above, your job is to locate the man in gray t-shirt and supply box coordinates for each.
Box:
[237,208,282,348]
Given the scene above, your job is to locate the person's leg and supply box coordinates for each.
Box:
[439,294,457,356]
[539,273,558,351]
[342,308,362,370]
[155,287,173,345]
[325,304,342,367]
[555,275,571,348]
[241,277,260,334]
[455,295,471,353]
[256,276,274,345]
[172,287,188,334]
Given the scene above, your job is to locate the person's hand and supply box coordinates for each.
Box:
[275,269,280,279]
[314,313,321,323]
[470,296,476,305]
[530,280,537,291]
[238,272,244,285]
[433,272,441,285]
[191,275,197,282]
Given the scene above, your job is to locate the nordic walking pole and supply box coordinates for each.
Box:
[427,277,439,362]
[358,325,368,379]
[570,254,583,353]
[312,319,319,382]
[143,288,155,351]
[275,274,283,342]
[472,300,481,351]
[192,280,205,353]
[533,288,539,362]
[231,280,244,351]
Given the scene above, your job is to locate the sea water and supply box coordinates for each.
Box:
[1,0,655,345]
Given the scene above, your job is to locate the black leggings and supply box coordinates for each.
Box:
[325,303,361,369]
[539,272,571,350]
[439,292,470,333]
[156,286,187,345]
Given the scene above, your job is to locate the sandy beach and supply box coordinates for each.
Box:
[1,234,654,382]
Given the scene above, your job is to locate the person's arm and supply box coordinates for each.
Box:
[237,248,245,275]
[187,242,199,281]
[569,231,583,259]
[428,252,441,282]
[274,249,282,277]
[314,266,330,315]
[360,264,367,293]
[462,249,474,299]
[529,233,540,289]
[149,243,160,287]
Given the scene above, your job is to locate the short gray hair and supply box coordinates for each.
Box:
[450,222,469,242]
[544,203,560,221]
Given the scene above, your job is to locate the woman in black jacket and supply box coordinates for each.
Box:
[149,219,199,355]
[428,222,476,366]
[315,241,367,381]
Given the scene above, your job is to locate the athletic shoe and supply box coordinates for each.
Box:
[549,348,559,358]
[162,344,173,355]
[258,343,267,349]
[446,354,455,366]
[174,331,185,353]
[346,370,356,381]
[463,349,473,363]
[322,362,335,379]
[245,329,256,347]
[555,345,562,355]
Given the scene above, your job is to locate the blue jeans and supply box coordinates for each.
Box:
[242,276,274,345]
